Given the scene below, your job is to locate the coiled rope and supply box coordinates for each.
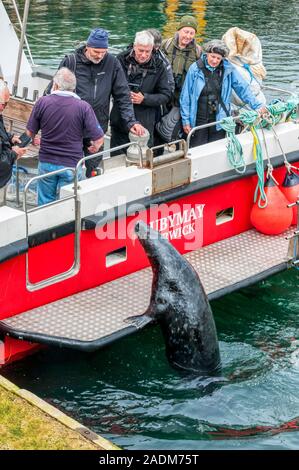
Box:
[220,117,246,174]
[260,97,299,128]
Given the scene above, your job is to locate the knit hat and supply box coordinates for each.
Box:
[178,15,197,32]
[87,28,109,48]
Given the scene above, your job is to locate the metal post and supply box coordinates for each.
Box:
[287,198,299,265]
[11,0,35,66]
[13,0,31,95]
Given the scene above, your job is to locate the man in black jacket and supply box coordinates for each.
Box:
[48,28,144,176]
[110,31,172,149]
[0,80,26,205]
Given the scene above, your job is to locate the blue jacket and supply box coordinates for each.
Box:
[180,58,264,130]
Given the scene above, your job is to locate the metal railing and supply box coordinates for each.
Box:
[186,115,240,151]
[261,85,297,98]
[21,142,144,291]
[23,167,81,292]
[186,85,299,151]
[74,142,144,186]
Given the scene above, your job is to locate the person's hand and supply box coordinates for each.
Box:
[183,124,192,135]
[258,107,268,116]
[130,123,146,136]
[88,144,99,154]
[32,135,41,146]
[130,91,144,105]
[88,137,104,154]
[11,135,21,145]
[12,146,27,159]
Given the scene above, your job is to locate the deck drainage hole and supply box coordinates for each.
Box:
[106,247,127,267]
[216,207,234,225]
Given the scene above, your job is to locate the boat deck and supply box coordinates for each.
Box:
[0,228,293,351]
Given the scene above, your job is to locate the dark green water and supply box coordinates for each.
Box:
[2,0,299,450]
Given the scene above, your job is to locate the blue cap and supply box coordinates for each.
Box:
[87,28,109,49]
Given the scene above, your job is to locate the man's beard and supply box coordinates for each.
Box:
[89,57,103,64]
[85,49,104,64]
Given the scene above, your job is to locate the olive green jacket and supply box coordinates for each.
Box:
[161,34,201,104]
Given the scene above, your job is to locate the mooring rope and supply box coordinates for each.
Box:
[238,110,268,208]
[220,117,246,174]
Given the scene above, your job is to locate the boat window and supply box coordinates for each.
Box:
[216,207,234,225]
[106,247,127,267]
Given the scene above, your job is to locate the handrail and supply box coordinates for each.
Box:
[74,142,144,186]
[186,115,240,151]
[23,167,81,292]
[186,86,298,151]
[262,85,297,97]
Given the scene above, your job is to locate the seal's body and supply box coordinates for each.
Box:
[134,221,221,374]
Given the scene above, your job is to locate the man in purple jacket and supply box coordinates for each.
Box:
[27,68,104,205]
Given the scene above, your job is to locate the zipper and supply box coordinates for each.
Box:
[94,78,98,100]
[93,72,105,102]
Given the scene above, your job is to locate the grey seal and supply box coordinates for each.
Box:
[134,221,221,374]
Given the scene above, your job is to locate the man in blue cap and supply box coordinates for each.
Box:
[47,28,145,177]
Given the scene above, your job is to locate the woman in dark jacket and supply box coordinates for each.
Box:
[110,31,172,148]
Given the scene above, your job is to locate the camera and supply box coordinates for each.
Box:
[18,132,32,147]
[128,83,141,93]
[174,73,183,90]
[208,95,218,114]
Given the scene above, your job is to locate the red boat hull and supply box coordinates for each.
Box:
[0,163,297,365]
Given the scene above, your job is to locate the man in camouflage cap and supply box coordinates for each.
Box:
[161,15,201,106]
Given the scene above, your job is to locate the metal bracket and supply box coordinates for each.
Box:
[286,199,299,267]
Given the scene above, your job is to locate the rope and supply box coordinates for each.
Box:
[239,110,268,208]
[260,97,299,174]
[260,97,299,128]
[220,117,246,174]
[220,98,298,209]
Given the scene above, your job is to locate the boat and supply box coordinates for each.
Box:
[1,0,299,366]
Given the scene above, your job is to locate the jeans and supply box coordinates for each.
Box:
[38,162,82,206]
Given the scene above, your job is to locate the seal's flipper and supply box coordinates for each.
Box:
[125,314,153,329]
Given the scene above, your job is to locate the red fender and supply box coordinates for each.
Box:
[250,177,293,235]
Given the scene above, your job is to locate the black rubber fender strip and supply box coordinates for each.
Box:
[0,239,28,264]
[0,322,150,353]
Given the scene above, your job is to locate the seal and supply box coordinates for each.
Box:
[134,221,221,374]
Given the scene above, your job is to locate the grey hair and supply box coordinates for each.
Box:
[134,31,154,47]
[204,39,230,58]
[0,79,9,97]
[147,28,162,48]
[53,67,77,91]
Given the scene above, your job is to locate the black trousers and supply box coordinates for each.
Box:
[190,122,225,148]
[83,138,103,178]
